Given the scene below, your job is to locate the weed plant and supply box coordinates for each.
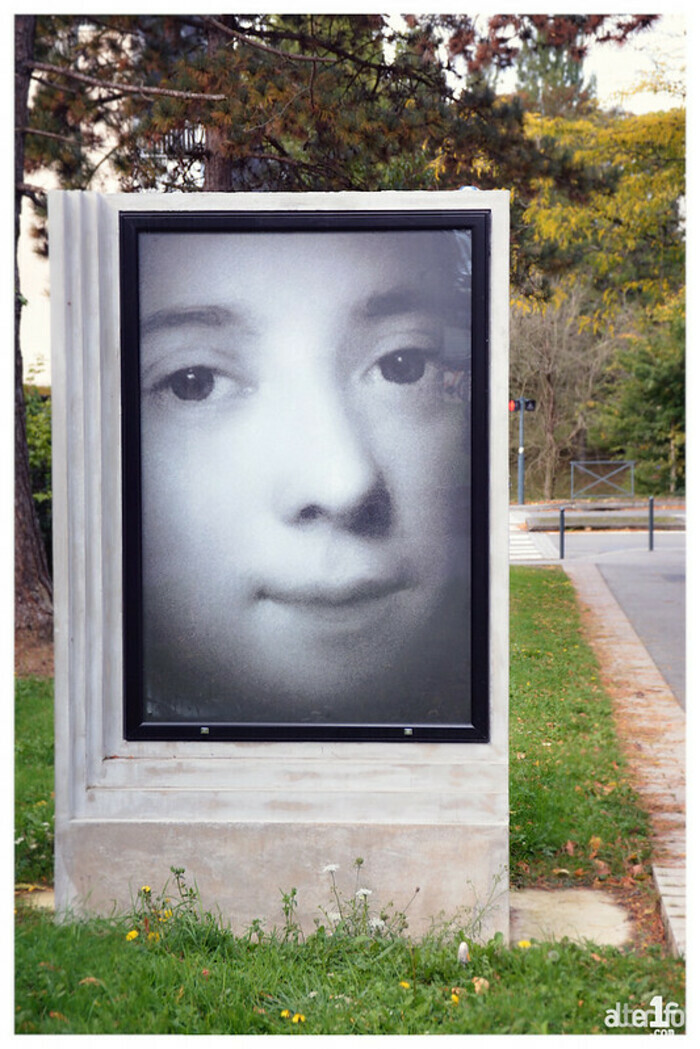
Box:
[16,869,685,1035]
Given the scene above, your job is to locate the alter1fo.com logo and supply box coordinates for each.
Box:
[604,995,684,1033]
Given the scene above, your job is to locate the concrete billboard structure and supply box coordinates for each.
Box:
[50,190,510,937]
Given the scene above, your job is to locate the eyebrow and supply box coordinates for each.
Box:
[140,286,468,335]
[362,285,467,322]
[363,287,439,319]
[140,304,244,337]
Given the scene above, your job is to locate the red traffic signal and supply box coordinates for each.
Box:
[508,398,520,412]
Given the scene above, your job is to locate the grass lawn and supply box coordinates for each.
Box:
[14,566,685,1035]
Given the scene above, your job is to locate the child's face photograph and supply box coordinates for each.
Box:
[138,228,472,724]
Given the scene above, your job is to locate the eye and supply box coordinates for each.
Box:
[378,350,429,385]
[167,366,215,401]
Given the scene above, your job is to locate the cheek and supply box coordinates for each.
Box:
[375,411,468,524]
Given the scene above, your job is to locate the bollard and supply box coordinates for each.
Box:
[649,495,654,552]
[559,507,566,559]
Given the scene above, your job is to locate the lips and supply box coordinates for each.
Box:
[256,573,415,610]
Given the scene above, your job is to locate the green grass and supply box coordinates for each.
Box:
[509,567,651,885]
[14,566,684,1034]
[15,890,685,1035]
[15,676,54,885]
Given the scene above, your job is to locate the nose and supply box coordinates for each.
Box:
[271,384,391,536]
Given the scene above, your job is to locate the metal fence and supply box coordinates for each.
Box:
[570,460,635,500]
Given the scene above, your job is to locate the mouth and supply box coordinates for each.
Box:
[256,574,414,612]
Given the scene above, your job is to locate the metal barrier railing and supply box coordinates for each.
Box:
[558,496,655,559]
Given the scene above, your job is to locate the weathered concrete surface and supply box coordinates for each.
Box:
[510,887,634,948]
[54,820,509,940]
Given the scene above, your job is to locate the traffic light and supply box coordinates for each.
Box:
[508,398,521,412]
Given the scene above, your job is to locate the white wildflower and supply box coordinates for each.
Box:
[355,888,372,898]
[322,863,339,873]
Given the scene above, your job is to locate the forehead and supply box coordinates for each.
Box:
[139,230,466,313]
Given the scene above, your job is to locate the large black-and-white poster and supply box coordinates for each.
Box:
[121,210,489,741]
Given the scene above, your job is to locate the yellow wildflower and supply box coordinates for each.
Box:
[147,931,160,943]
[140,885,151,894]
[399,981,411,989]
[451,993,460,1005]
[517,939,532,949]
[292,1014,306,1024]
[280,1009,291,1019]
[125,929,139,941]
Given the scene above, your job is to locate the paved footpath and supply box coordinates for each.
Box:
[558,562,685,956]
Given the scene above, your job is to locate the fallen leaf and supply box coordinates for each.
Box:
[79,977,102,986]
[565,841,576,856]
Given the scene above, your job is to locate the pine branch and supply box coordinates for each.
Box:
[27,60,227,102]
[202,16,334,64]
[20,126,78,146]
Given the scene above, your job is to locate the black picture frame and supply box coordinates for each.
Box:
[121,207,490,742]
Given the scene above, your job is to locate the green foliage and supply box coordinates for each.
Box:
[589,296,685,493]
[24,384,52,573]
[510,567,651,883]
[15,678,54,884]
[515,28,598,117]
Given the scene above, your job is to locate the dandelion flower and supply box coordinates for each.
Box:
[399,981,411,990]
[125,929,139,941]
[517,939,532,949]
[292,1013,306,1024]
[451,992,460,1005]
[140,885,151,894]
[280,1009,291,1019]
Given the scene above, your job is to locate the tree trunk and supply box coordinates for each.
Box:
[15,15,53,639]
[202,16,235,192]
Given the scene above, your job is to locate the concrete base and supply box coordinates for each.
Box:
[55,820,509,941]
[510,887,634,948]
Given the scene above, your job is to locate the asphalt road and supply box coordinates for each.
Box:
[537,530,686,708]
